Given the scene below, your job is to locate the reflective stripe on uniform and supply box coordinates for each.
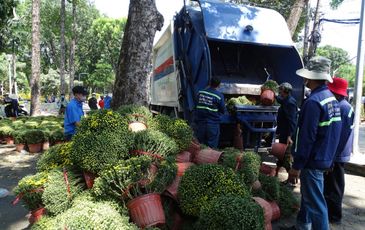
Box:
[319,96,336,106]
[295,127,299,152]
[196,105,218,112]
[348,108,353,118]
[199,90,221,100]
[318,116,341,127]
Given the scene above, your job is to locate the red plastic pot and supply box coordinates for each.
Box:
[269,201,281,221]
[260,89,275,106]
[42,141,50,151]
[83,171,96,189]
[15,143,25,152]
[127,193,165,228]
[186,140,201,156]
[271,143,287,161]
[193,148,223,164]
[176,151,193,163]
[28,143,43,153]
[260,162,277,177]
[5,137,14,145]
[28,207,46,224]
[164,163,194,201]
[252,197,272,225]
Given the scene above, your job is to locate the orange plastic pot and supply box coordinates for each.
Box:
[271,143,287,161]
[176,151,193,163]
[127,193,165,228]
[193,148,223,164]
[28,143,43,153]
[252,197,272,224]
[42,141,50,151]
[28,207,46,224]
[15,143,25,152]
[186,140,201,156]
[269,201,281,221]
[164,163,194,201]
[5,137,14,145]
[83,171,96,189]
[260,162,277,177]
[260,89,275,106]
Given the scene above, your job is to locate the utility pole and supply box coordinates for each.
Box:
[6,55,12,94]
[12,41,17,95]
[353,0,365,155]
[307,0,322,61]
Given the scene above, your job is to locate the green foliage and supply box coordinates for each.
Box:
[12,130,27,144]
[178,164,249,217]
[12,120,25,129]
[23,129,46,144]
[117,104,153,124]
[49,128,65,142]
[0,124,14,137]
[196,195,265,230]
[257,173,280,201]
[70,129,133,173]
[220,148,261,186]
[93,156,176,203]
[84,60,114,92]
[42,169,83,216]
[278,184,300,218]
[31,216,57,230]
[13,172,48,211]
[132,130,179,158]
[261,79,279,92]
[24,120,40,129]
[316,45,350,75]
[152,114,194,151]
[226,96,254,113]
[37,142,73,172]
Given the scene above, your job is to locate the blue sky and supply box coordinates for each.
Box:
[93,0,361,59]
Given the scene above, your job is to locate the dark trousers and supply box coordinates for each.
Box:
[324,162,345,223]
[195,122,220,148]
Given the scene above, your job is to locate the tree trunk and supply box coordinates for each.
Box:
[111,0,163,109]
[286,0,308,37]
[69,0,76,98]
[60,0,66,94]
[30,0,41,116]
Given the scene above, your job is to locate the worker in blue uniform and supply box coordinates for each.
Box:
[194,77,226,148]
[64,86,88,141]
[284,56,342,230]
[324,77,354,225]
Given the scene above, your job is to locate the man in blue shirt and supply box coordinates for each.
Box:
[104,93,112,109]
[285,56,342,230]
[324,77,354,225]
[64,86,87,141]
[194,77,226,148]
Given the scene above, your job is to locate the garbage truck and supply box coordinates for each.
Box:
[150,0,304,150]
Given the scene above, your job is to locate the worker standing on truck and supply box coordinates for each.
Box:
[285,56,342,230]
[194,77,226,148]
[275,82,298,175]
[324,77,354,225]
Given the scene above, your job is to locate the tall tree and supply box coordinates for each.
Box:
[69,0,77,97]
[60,0,66,94]
[0,0,18,51]
[111,0,163,108]
[286,0,308,36]
[30,0,41,116]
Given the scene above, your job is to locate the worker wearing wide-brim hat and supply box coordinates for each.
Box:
[284,56,342,230]
[324,77,354,225]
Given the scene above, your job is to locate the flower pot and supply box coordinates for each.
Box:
[164,163,194,201]
[15,143,25,152]
[128,121,147,132]
[193,148,223,164]
[127,193,165,228]
[260,89,275,106]
[5,137,14,145]
[176,151,193,163]
[252,197,272,225]
[186,140,200,156]
[28,207,46,224]
[265,222,273,230]
[42,141,50,151]
[269,201,280,221]
[260,162,277,177]
[28,143,43,153]
[83,171,96,189]
[271,143,287,161]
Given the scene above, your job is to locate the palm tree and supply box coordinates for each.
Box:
[30,0,41,116]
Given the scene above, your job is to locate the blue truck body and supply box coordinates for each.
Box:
[150,0,304,149]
